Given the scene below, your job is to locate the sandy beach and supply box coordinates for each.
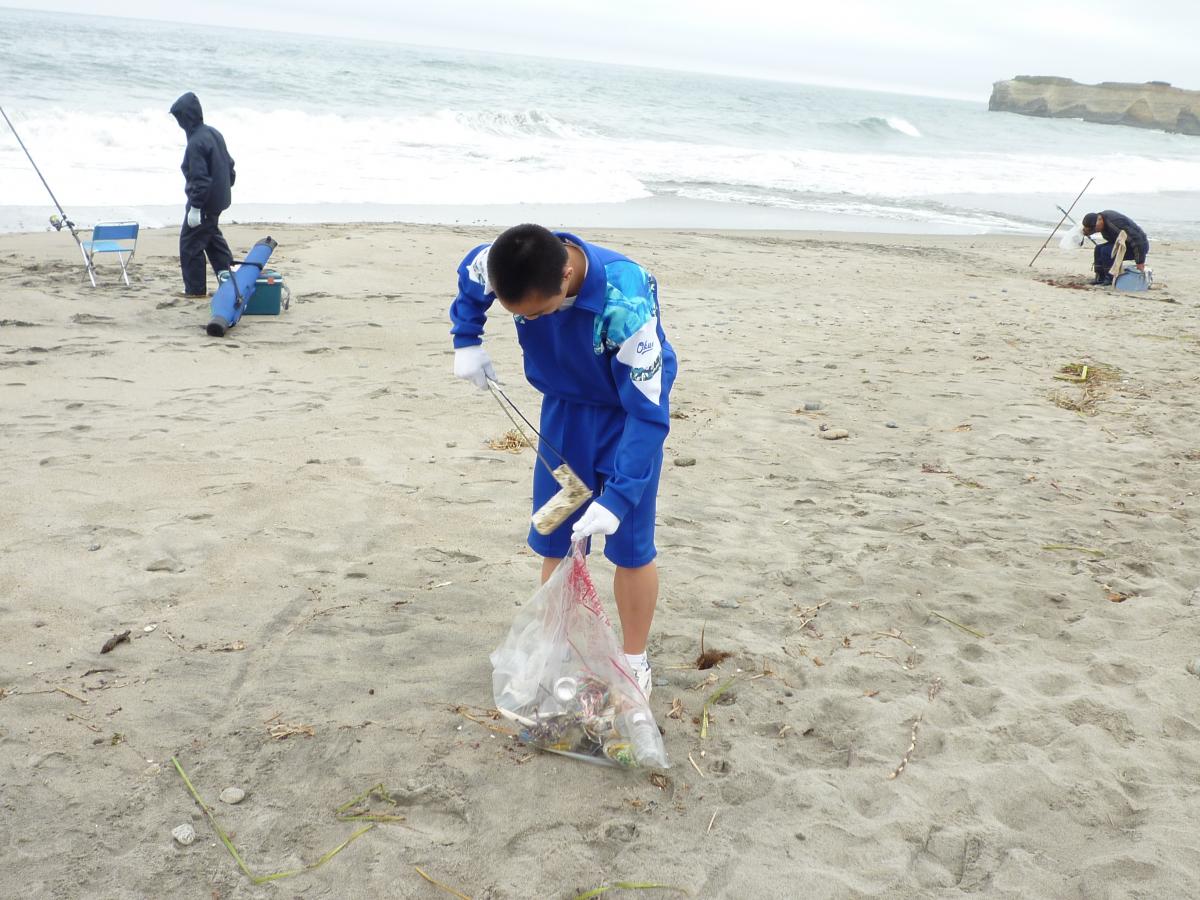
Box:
[2,223,1199,899]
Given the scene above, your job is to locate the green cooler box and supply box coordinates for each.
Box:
[217,268,288,315]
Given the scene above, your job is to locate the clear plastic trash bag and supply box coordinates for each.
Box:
[1060,225,1086,250]
[490,543,669,769]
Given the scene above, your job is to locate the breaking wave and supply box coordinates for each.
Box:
[833,115,923,138]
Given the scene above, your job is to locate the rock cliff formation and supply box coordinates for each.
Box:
[989,76,1200,136]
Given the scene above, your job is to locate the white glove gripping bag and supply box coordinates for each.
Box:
[490,543,669,769]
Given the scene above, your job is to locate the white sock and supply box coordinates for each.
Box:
[625,651,649,672]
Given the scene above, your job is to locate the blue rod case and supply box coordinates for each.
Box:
[207,236,278,337]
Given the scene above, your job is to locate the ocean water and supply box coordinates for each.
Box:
[2,8,1200,235]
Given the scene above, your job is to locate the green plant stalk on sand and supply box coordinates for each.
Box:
[171,756,375,885]
[700,677,736,740]
[929,611,986,639]
[335,782,407,823]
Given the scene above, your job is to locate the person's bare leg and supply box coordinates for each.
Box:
[542,556,659,653]
[613,561,658,654]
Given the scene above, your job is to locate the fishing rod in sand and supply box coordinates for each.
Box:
[1028,176,1094,267]
[0,103,97,286]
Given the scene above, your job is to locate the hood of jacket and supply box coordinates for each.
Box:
[170,92,204,134]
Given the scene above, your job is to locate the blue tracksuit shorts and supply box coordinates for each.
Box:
[528,394,661,568]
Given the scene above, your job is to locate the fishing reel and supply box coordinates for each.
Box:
[48,213,75,232]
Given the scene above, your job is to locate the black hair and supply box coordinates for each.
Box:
[487,224,567,304]
[1081,212,1098,231]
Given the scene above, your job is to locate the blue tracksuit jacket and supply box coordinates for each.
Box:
[449,233,677,521]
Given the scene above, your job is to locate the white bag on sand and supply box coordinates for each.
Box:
[1060,225,1086,250]
[490,543,669,769]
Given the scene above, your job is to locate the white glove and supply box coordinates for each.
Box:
[571,502,620,542]
[186,206,201,228]
[453,345,498,390]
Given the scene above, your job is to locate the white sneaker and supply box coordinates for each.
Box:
[634,666,652,700]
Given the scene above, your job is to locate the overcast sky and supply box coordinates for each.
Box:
[10,1,1200,98]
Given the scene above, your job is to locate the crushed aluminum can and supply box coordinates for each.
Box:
[553,676,579,703]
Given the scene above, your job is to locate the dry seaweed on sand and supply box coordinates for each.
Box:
[1050,389,1098,415]
[694,623,733,670]
[1039,275,1094,291]
[413,865,472,899]
[268,721,316,740]
[100,630,131,654]
[929,610,986,639]
[572,883,690,900]
[1068,361,1120,383]
[1053,363,1090,383]
[335,784,407,823]
[486,429,529,452]
[887,677,943,780]
[1042,544,1105,557]
[1049,361,1122,416]
[791,600,829,630]
[453,704,518,736]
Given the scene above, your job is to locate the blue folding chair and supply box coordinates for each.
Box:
[81,222,139,286]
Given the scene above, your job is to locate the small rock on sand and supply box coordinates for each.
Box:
[172,824,196,846]
[819,429,850,440]
[674,457,697,467]
[1187,657,1200,676]
[714,598,740,609]
[219,787,246,805]
[145,558,184,573]
[803,401,822,411]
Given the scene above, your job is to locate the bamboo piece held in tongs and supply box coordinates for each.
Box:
[486,380,592,535]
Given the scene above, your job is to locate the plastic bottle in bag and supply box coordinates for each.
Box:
[618,708,668,769]
[491,544,670,769]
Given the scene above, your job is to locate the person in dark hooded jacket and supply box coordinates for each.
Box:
[169,92,235,297]
[1080,210,1149,286]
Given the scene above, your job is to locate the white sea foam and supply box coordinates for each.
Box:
[5,106,1198,215]
[885,116,922,137]
[3,9,1200,234]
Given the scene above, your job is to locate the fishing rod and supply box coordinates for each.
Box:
[1028,176,1093,267]
[0,103,97,286]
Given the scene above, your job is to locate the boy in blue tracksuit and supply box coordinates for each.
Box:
[449,224,678,696]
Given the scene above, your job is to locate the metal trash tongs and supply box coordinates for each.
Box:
[486,379,592,535]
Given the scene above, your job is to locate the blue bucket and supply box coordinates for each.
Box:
[1113,263,1151,293]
